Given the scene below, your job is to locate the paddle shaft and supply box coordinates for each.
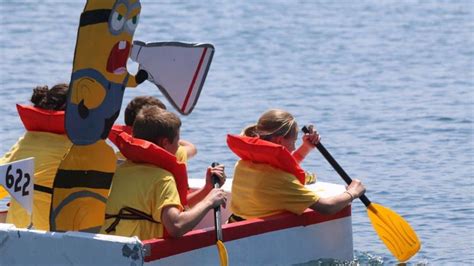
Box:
[303,127,421,261]
[212,163,223,242]
[316,142,371,207]
[301,126,371,206]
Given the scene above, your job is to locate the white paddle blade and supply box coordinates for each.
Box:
[130,41,215,115]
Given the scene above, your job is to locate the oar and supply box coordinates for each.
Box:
[302,126,421,262]
[211,162,229,266]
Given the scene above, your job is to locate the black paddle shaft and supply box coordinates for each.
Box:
[302,126,371,207]
[211,162,223,241]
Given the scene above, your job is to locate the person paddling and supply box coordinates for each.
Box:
[228,109,365,222]
[101,106,226,239]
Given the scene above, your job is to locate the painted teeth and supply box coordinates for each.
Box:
[119,41,126,50]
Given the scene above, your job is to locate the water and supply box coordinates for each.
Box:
[0,1,473,265]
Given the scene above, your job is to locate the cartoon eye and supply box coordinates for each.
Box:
[126,15,139,32]
[111,11,125,31]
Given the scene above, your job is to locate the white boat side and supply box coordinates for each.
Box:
[0,179,353,265]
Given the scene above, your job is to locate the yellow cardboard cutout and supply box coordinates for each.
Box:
[50,0,144,233]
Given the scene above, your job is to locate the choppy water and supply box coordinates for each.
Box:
[1,1,473,265]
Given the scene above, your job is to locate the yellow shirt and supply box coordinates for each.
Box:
[231,160,319,219]
[100,161,183,240]
[175,145,188,163]
[0,131,72,230]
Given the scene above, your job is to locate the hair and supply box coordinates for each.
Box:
[125,96,167,126]
[242,109,297,141]
[133,105,181,145]
[30,83,69,111]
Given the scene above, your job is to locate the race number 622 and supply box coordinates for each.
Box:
[5,164,31,196]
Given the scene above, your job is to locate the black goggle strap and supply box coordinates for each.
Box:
[79,9,112,27]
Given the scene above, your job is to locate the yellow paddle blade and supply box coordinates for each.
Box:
[0,187,8,200]
[367,203,421,262]
[216,240,229,266]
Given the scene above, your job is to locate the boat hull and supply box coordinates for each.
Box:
[0,180,353,265]
[145,208,352,265]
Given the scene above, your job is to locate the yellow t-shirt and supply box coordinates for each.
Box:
[0,131,72,230]
[175,145,188,163]
[231,160,319,219]
[100,161,183,240]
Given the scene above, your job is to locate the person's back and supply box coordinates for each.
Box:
[229,109,366,221]
[0,84,72,230]
[101,106,226,239]
[102,160,181,239]
[231,159,318,219]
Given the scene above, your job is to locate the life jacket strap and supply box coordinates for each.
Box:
[34,184,53,194]
[227,213,246,223]
[104,206,158,233]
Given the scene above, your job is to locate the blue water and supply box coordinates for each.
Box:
[1,1,473,265]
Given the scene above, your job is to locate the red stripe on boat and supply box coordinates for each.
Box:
[181,47,207,113]
[143,206,351,261]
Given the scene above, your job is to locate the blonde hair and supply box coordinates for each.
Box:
[242,109,297,140]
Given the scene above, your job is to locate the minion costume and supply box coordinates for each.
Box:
[50,0,147,233]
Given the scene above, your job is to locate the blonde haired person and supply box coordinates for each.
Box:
[229,109,365,222]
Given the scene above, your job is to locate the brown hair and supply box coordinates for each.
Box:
[133,106,181,145]
[242,109,297,141]
[125,96,167,126]
[30,83,69,111]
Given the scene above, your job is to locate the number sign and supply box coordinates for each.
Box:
[0,157,34,214]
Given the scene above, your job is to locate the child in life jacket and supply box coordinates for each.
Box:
[227,109,365,222]
[110,95,197,162]
[110,96,212,207]
[0,84,72,229]
[101,106,227,239]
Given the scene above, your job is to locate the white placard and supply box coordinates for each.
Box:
[0,158,34,214]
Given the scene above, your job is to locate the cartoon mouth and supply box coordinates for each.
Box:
[106,40,130,74]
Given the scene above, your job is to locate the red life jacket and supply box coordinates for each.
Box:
[108,124,131,146]
[226,134,306,184]
[115,132,189,206]
[16,104,65,134]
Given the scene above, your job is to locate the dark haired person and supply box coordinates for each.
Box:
[0,84,72,230]
[101,106,226,239]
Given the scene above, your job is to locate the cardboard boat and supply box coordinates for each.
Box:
[0,178,353,265]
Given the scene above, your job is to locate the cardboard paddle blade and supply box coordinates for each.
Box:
[367,203,421,262]
[130,41,215,115]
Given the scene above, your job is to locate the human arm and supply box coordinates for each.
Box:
[178,139,197,159]
[161,188,227,238]
[187,164,226,207]
[292,125,320,163]
[309,179,365,214]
